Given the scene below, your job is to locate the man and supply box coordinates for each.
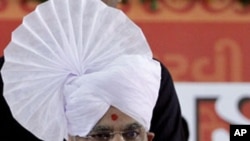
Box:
[0,0,188,141]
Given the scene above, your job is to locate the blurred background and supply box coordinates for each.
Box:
[1,0,250,141]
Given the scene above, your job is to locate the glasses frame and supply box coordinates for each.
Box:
[73,126,145,141]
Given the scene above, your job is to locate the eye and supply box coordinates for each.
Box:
[90,132,112,141]
[122,130,140,140]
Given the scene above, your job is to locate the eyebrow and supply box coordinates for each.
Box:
[91,125,113,133]
[90,122,142,133]
[123,122,142,130]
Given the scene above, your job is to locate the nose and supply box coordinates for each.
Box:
[111,133,125,141]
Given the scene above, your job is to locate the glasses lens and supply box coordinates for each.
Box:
[122,129,141,140]
[88,128,142,141]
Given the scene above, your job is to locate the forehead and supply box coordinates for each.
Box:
[93,106,140,131]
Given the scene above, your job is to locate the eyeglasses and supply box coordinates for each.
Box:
[76,127,144,141]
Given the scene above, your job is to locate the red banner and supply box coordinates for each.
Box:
[118,0,250,82]
[137,22,250,82]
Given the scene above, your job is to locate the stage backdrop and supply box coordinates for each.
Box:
[0,1,250,141]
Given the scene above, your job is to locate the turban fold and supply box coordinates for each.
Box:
[1,0,161,141]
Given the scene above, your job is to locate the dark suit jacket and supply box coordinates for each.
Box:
[0,56,188,141]
[150,60,189,141]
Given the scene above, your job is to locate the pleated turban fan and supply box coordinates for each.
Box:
[1,0,161,141]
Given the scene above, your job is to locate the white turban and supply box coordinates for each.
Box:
[1,0,161,141]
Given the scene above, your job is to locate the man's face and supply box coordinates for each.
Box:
[70,107,154,141]
[101,0,120,7]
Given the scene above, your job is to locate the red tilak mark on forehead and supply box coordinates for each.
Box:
[111,114,118,121]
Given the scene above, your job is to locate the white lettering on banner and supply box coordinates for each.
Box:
[175,83,250,141]
[212,129,229,141]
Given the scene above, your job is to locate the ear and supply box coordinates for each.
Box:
[147,132,155,141]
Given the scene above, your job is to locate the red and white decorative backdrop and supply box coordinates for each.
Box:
[0,1,250,141]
